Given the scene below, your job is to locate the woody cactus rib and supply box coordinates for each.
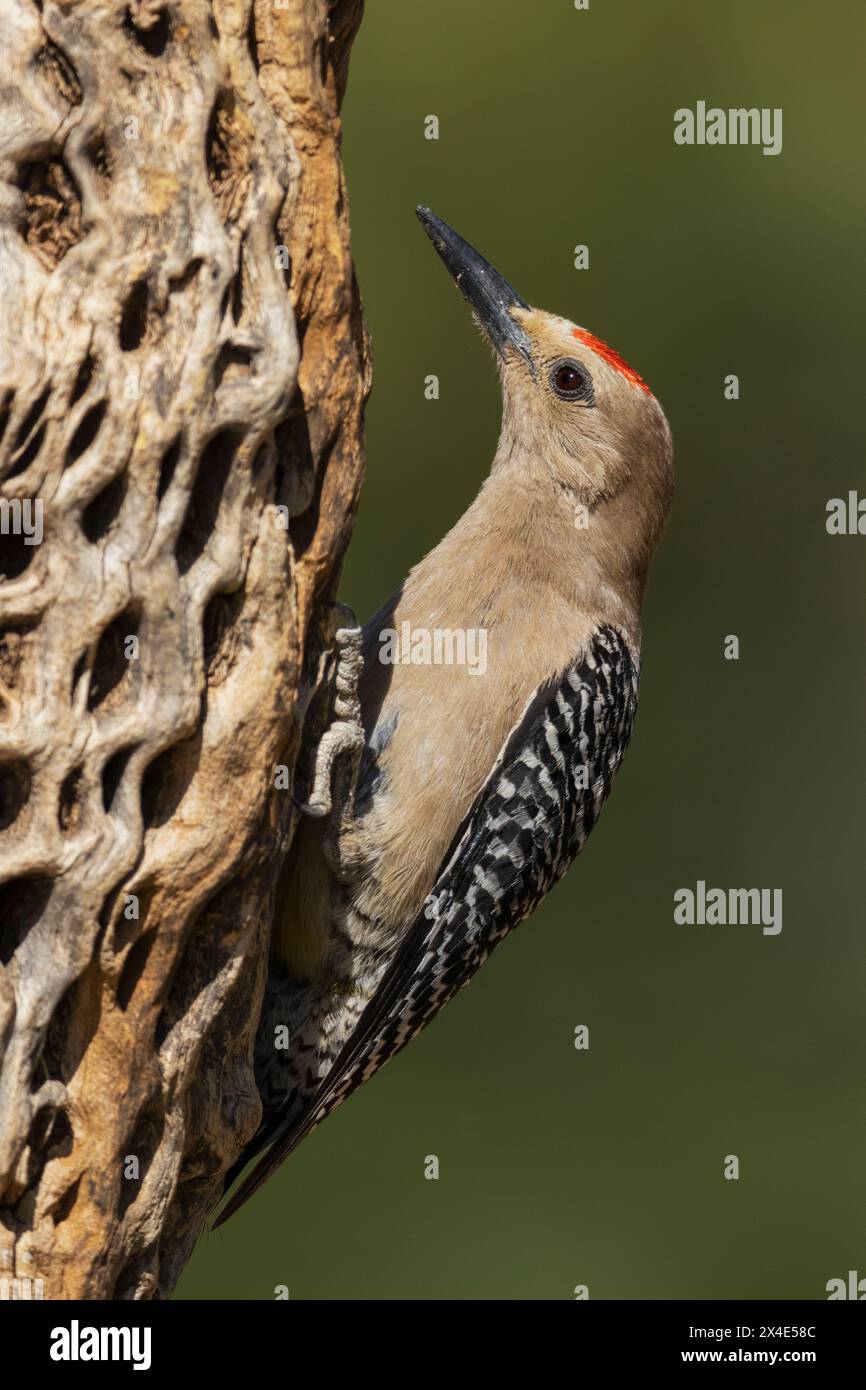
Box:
[0,0,368,1300]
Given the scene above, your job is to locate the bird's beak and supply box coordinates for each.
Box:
[416,206,536,376]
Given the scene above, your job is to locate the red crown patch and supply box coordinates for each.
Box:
[572,328,652,395]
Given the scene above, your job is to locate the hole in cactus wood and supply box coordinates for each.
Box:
[101,746,133,813]
[120,280,148,352]
[66,399,106,468]
[88,607,140,710]
[58,765,84,831]
[140,736,198,830]
[117,928,157,1011]
[0,876,52,966]
[176,428,240,574]
[82,470,126,542]
[18,160,84,269]
[0,529,38,582]
[0,759,31,830]
[124,6,171,58]
[157,434,182,500]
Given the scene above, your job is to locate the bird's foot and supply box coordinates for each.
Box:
[295,608,364,824]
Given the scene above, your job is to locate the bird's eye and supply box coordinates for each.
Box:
[549,358,594,405]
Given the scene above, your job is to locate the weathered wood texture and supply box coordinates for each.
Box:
[0,0,368,1299]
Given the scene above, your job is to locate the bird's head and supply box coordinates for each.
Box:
[417,207,674,596]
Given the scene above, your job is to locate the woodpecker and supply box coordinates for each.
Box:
[215,207,674,1226]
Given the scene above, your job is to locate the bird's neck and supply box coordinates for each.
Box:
[402,460,644,659]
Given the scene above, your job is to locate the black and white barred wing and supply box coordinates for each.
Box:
[215,625,638,1225]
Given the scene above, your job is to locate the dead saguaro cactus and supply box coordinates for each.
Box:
[0,0,369,1300]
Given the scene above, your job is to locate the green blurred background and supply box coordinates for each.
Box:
[178,0,866,1298]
